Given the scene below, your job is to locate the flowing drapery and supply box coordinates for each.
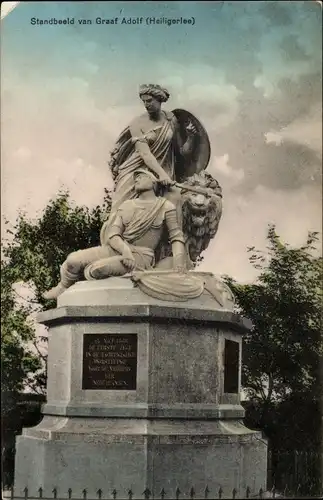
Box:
[101,114,176,245]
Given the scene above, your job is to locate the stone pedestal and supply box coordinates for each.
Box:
[14,275,267,499]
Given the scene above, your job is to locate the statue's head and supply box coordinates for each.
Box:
[139,84,170,116]
[134,169,160,194]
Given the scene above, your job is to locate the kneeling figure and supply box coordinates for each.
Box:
[43,169,186,300]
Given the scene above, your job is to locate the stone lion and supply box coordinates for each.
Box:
[155,170,223,269]
[182,171,222,264]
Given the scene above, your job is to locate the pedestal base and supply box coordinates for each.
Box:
[14,277,268,499]
[15,416,267,499]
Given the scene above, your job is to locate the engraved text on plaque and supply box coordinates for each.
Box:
[82,334,138,390]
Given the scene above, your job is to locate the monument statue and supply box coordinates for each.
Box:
[15,83,268,499]
[43,83,227,304]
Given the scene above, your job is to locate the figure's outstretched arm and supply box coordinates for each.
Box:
[130,121,173,185]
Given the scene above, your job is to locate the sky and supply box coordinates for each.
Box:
[1,1,322,283]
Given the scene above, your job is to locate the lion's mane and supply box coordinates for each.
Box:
[182,171,223,263]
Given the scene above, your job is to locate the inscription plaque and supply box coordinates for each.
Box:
[82,334,138,390]
[224,339,239,393]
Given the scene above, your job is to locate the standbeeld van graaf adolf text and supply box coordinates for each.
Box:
[30,16,196,26]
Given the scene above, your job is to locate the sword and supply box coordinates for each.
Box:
[173,182,222,198]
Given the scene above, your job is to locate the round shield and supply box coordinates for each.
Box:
[172,108,211,181]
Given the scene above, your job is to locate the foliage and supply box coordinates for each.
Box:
[225,225,322,403]
[2,393,45,488]
[2,189,112,309]
[1,188,112,397]
[1,259,44,398]
[224,225,323,449]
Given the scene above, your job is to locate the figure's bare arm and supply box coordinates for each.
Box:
[130,120,173,184]
[107,215,136,271]
[171,241,187,271]
[164,207,187,272]
[109,234,133,258]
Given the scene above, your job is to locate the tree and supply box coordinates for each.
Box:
[1,260,44,399]
[1,188,112,396]
[224,225,323,450]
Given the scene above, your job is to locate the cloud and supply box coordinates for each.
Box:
[279,34,310,62]
[1,154,113,228]
[199,183,322,283]
[154,60,242,130]
[186,81,241,111]
[12,147,32,161]
[259,2,293,27]
[264,132,283,146]
[265,106,322,159]
[253,10,321,100]
[209,154,245,184]
[253,74,276,98]
[209,66,322,193]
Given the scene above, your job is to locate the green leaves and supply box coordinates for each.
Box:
[225,224,322,405]
[225,226,322,451]
[2,189,112,309]
[1,188,112,396]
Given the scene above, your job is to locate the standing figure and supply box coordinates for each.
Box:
[43,170,186,300]
[100,83,202,245]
